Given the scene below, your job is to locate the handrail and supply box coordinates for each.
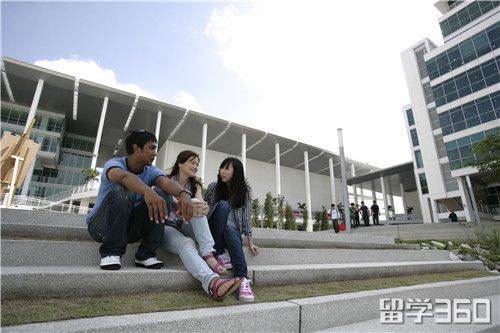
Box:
[1,194,91,215]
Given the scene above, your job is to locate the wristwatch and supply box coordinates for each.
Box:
[178,189,192,197]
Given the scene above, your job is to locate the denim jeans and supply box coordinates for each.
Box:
[87,184,167,260]
[208,201,248,279]
[161,216,218,293]
[373,213,379,225]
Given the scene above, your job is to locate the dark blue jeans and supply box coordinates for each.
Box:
[87,184,169,260]
[208,200,248,279]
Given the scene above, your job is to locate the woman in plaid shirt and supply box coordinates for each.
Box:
[205,157,259,302]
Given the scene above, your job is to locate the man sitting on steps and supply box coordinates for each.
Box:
[86,129,193,270]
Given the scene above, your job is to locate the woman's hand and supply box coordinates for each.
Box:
[192,200,209,217]
[247,237,259,255]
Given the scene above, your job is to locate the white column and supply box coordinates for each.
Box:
[275,143,281,196]
[359,184,364,203]
[304,151,312,232]
[457,177,473,222]
[91,96,109,169]
[351,164,358,204]
[400,182,407,219]
[338,129,351,233]
[241,134,246,174]
[24,79,44,133]
[200,124,207,182]
[20,162,35,196]
[466,175,481,226]
[371,187,376,201]
[328,158,336,205]
[153,111,162,166]
[380,176,389,224]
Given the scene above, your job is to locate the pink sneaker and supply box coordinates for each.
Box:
[238,278,254,302]
[216,254,233,270]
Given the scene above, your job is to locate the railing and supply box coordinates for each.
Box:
[1,194,91,215]
[45,181,100,203]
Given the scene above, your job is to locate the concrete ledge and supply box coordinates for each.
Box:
[2,261,484,299]
[1,239,447,267]
[2,301,300,333]
[1,266,198,299]
[3,276,498,332]
[251,261,486,286]
[1,223,91,241]
[291,276,500,332]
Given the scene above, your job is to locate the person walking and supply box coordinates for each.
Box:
[370,200,380,226]
[360,201,370,226]
[330,204,340,233]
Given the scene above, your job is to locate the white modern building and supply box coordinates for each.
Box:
[1,57,414,227]
[401,0,499,223]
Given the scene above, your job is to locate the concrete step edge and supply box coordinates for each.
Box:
[1,261,486,299]
[3,276,498,333]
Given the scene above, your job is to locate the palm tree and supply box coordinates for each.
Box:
[82,168,100,186]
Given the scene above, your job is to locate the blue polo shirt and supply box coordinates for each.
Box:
[86,157,165,224]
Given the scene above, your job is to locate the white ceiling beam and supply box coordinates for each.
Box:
[208,121,231,147]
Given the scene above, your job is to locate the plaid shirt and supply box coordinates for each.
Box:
[204,181,253,237]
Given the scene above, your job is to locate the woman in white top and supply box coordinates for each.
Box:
[161,150,241,300]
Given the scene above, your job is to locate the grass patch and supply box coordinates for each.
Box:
[398,239,473,246]
[2,270,494,327]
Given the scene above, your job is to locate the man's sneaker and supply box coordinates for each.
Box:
[216,254,233,269]
[238,278,254,302]
[100,256,121,270]
[135,257,164,269]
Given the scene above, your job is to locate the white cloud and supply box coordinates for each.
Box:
[204,0,443,167]
[34,57,156,98]
[173,90,206,114]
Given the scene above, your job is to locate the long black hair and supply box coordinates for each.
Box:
[168,150,202,197]
[215,157,247,208]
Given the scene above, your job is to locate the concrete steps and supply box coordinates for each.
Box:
[1,239,448,267]
[4,276,499,332]
[1,208,495,331]
[1,261,485,299]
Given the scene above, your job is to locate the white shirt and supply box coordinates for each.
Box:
[330,208,339,220]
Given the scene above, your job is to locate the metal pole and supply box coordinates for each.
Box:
[337,129,351,233]
[200,124,207,183]
[275,143,281,196]
[304,151,312,232]
[328,158,336,205]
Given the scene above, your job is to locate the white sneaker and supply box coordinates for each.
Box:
[100,256,121,270]
[238,278,255,302]
[135,257,164,269]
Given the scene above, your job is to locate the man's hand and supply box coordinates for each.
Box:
[177,192,194,221]
[143,188,167,223]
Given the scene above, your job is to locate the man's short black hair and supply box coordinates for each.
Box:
[125,130,157,154]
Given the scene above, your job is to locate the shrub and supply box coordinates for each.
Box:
[320,206,329,230]
[264,192,275,228]
[251,198,261,228]
[284,203,297,230]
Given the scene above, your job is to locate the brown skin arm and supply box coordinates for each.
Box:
[108,168,167,223]
[155,176,194,221]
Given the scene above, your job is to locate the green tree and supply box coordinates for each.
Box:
[276,195,285,229]
[264,192,275,228]
[297,202,308,231]
[284,203,297,230]
[469,133,500,183]
[251,198,261,228]
[313,211,322,231]
[82,168,100,184]
[320,206,330,230]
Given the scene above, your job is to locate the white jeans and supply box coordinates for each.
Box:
[161,216,217,293]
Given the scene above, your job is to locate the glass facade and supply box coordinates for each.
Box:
[410,128,419,146]
[419,173,429,194]
[1,102,95,198]
[431,56,499,107]
[406,108,415,126]
[438,91,499,135]
[428,22,499,80]
[415,150,424,168]
[439,1,499,38]
[486,186,500,215]
[444,127,499,169]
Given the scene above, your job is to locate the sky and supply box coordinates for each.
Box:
[1,0,444,168]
